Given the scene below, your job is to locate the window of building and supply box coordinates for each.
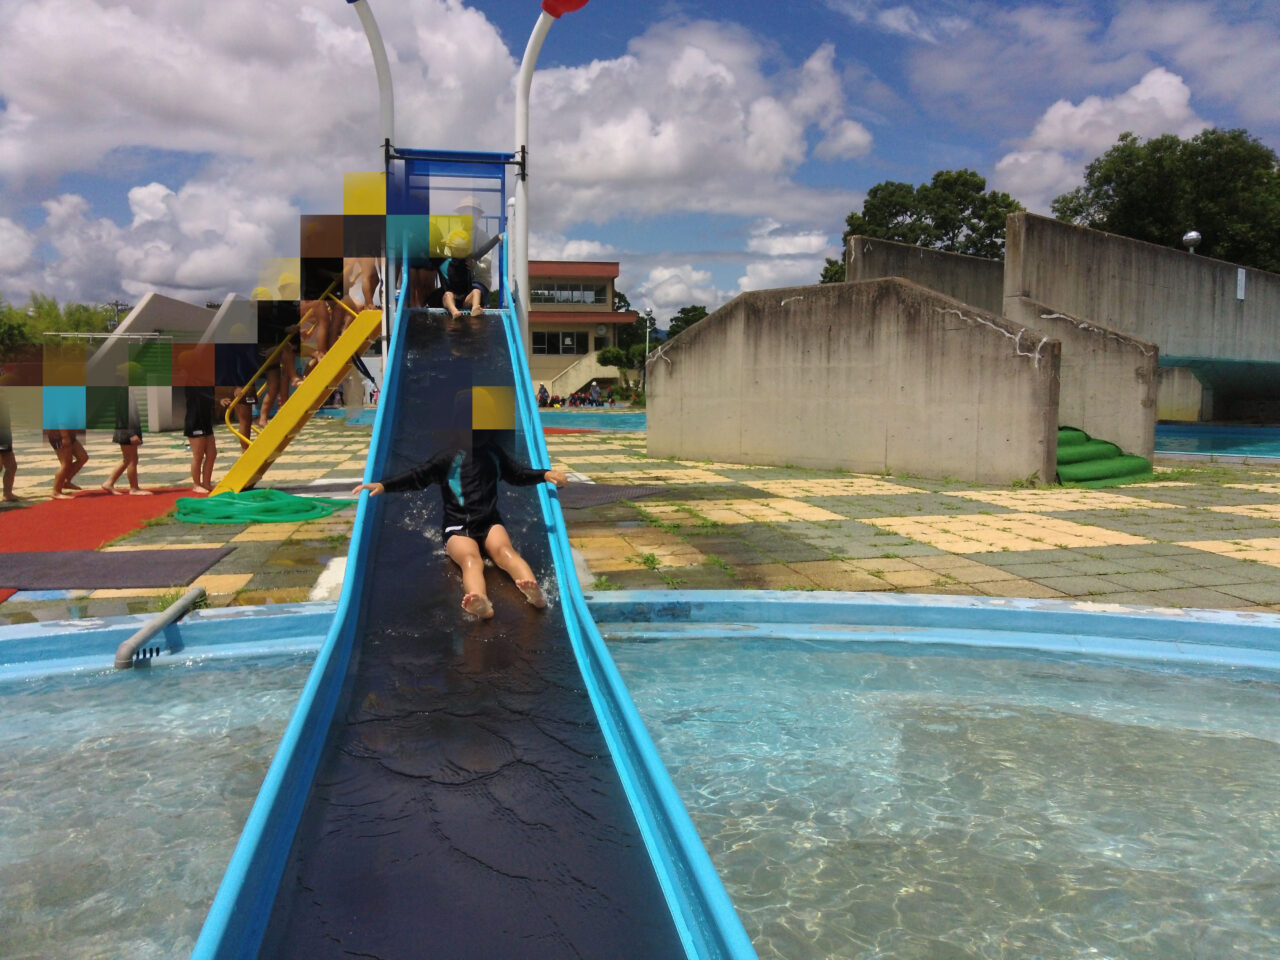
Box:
[532,330,590,355]
[530,281,610,305]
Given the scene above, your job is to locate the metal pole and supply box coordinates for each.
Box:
[514,1,591,356]
[348,0,395,147]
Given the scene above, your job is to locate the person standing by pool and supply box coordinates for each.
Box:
[352,432,567,619]
[47,429,89,499]
[102,390,151,495]
[184,385,217,494]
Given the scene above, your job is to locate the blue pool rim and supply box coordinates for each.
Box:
[587,590,1280,671]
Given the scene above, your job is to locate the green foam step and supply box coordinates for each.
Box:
[1057,439,1121,464]
[1057,454,1152,483]
[1057,427,1090,447]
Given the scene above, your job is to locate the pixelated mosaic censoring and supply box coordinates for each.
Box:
[0,170,393,433]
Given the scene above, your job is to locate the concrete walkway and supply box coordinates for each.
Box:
[3,418,1280,625]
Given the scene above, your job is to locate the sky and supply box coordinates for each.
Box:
[1,0,1277,328]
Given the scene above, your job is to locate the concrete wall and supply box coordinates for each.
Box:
[1004,212,1280,366]
[1005,298,1156,459]
[845,236,1005,314]
[1156,366,1209,422]
[648,278,1060,485]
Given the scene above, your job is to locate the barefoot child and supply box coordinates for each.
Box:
[353,434,567,619]
[102,391,152,495]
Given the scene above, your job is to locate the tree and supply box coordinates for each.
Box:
[1051,129,1280,272]
[819,257,845,284]
[613,292,658,352]
[666,305,708,338]
[834,169,1024,270]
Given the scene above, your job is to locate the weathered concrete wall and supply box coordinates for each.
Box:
[845,236,1005,314]
[1005,298,1156,459]
[1004,212,1280,365]
[1156,367,1209,422]
[648,278,1060,485]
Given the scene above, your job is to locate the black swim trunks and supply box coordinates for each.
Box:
[184,386,215,438]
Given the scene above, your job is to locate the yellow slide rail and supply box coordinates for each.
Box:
[211,307,382,495]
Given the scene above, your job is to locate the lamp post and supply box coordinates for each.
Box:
[642,308,652,393]
[1182,230,1201,254]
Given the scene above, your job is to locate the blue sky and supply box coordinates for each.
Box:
[1,0,1277,326]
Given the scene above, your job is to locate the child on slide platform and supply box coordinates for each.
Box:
[353,432,567,619]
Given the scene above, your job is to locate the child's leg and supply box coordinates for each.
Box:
[201,436,217,490]
[465,288,484,317]
[445,534,494,617]
[190,437,211,493]
[64,437,88,489]
[442,290,460,318]
[483,525,546,607]
[103,446,128,493]
[1,450,16,500]
[123,444,149,493]
[52,446,74,498]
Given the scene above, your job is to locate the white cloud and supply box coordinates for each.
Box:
[992,68,1209,213]
[634,264,728,326]
[737,258,826,293]
[745,220,831,256]
[0,2,869,305]
[528,20,866,229]
[0,218,37,271]
[530,233,619,261]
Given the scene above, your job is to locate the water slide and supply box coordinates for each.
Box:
[190,244,755,958]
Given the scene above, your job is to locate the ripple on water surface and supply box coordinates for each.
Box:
[610,638,1280,960]
[0,653,313,959]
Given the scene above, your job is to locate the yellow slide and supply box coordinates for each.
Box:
[211,308,382,495]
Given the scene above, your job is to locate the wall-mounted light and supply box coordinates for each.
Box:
[1182,230,1201,254]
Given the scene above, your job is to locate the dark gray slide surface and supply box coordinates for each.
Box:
[258,314,686,958]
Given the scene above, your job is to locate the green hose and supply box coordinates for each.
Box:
[175,489,354,525]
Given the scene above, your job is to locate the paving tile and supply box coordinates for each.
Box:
[1032,575,1123,596]
[194,573,255,595]
[742,477,920,497]
[870,513,1150,553]
[974,580,1068,599]
[1178,537,1280,568]
[232,522,303,542]
[950,489,1180,512]
[784,561,892,591]
[1097,571,1192,591]
[1215,581,1280,605]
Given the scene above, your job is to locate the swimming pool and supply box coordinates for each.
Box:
[9,594,1280,959]
[0,606,328,959]
[1156,424,1280,459]
[539,409,647,431]
[597,593,1280,960]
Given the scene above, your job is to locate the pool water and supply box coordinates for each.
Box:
[538,409,647,431]
[0,653,314,960]
[611,636,1280,960]
[1156,424,1280,458]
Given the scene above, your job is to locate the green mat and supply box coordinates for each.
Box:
[1056,427,1152,488]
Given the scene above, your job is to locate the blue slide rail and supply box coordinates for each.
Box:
[500,257,756,958]
[189,257,414,960]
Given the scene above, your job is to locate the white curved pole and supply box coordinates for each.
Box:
[349,0,395,148]
[515,10,555,349]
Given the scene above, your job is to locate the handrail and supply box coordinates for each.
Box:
[224,280,344,446]
[113,585,205,669]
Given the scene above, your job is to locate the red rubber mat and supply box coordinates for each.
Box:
[0,489,189,553]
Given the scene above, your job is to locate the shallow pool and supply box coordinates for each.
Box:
[611,636,1280,960]
[0,652,314,959]
[539,409,647,431]
[1156,424,1280,459]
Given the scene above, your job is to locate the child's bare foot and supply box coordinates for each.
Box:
[470,303,484,317]
[52,492,75,500]
[191,484,211,494]
[102,483,123,495]
[129,488,153,496]
[447,309,462,320]
[461,593,494,619]
[1,493,19,502]
[65,482,82,491]
[516,579,546,608]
